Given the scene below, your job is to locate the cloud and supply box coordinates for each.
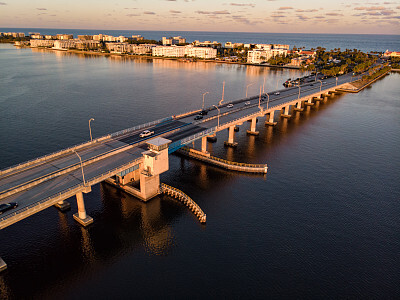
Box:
[295,9,318,12]
[354,6,385,11]
[170,10,182,13]
[230,3,255,7]
[296,14,310,21]
[232,15,261,25]
[326,12,343,16]
[0,2,7,5]
[279,7,293,10]
[314,16,325,19]
[126,14,140,17]
[144,11,156,14]
[196,10,230,15]
[36,8,47,10]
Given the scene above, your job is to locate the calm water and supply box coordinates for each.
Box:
[0,43,399,299]
[2,27,400,52]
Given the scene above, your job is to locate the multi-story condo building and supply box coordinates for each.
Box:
[247,48,288,64]
[56,34,73,40]
[30,39,55,47]
[152,45,217,59]
[106,43,155,54]
[162,36,186,45]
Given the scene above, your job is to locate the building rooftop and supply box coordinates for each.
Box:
[146,137,172,151]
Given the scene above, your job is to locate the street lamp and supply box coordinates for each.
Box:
[202,92,209,110]
[298,85,301,99]
[263,76,266,94]
[318,80,322,92]
[336,76,338,86]
[245,82,254,98]
[212,105,220,128]
[73,150,86,186]
[265,92,270,109]
[314,71,319,81]
[89,118,94,142]
[218,81,225,105]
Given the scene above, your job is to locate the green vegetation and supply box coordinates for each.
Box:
[127,39,160,45]
[0,36,29,43]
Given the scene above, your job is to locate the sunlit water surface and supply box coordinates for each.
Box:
[0,44,399,299]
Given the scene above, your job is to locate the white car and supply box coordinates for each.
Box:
[139,130,154,138]
[227,104,234,108]
[245,101,251,106]
[274,92,280,95]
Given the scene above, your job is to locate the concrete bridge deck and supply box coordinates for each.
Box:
[0,71,357,231]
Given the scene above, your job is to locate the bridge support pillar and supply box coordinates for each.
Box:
[0,257,7,272]
[207,133,217,143]
[293,101,304,112]
[304,98,314,106]
[247,117,259,135]
[201,136,209,155]
[224,125,238,147]
[265,111,277,126]
[281,106,292,118]
[73,191,93,227]
[54,200,71,212]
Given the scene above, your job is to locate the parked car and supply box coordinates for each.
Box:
[139,130,154,138]
[194,115,203,120]
[274,92,280,95]
[244,101,251,106]
[227,104,234,108]
[0,202,18,215]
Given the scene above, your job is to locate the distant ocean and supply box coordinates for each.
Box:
[1,27,399,52]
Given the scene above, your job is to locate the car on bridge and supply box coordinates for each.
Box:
[194,115,203,120]
[0,202,18,215]
[199,110,208,115]
[245,101,251,106]
[139,130,154,138]
[274,92,280,95]
[227,104,234,108]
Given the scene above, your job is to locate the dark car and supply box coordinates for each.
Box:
[0,202,18,215]
[199,110,208,115]
[194,115,203,120]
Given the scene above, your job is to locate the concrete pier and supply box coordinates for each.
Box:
[246,117,259,135]
[0,257,7,272]
[304,98,315,106]
[73,190,93,227]
[224,125,238,147]
[207,133,217,143]
[281,106,292,118]
[293,101,304,112]
[201,136,209,156]
[54,200,71,212]
[265,111,277,126]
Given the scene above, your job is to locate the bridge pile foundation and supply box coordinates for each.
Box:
[0,257,7,272]
[293,101,304,112]
[281,106,292,118]
[224,125,238,147]
[265,111,277,126]
[54,200,71,212]
[246,117,259,135]
[73,189,93,227]
[304,98,315,106]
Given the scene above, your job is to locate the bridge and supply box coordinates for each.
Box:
[0,72,360,270]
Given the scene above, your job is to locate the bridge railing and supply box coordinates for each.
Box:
[168,127,217,153]
[0,157,143,224]
[0,116,172,176]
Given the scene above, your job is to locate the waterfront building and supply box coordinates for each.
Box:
[273,44,290,50]
[30,39,55,48]
[255,44,272,50]
[131,35,144,41]
[152,45,217,59]
[192,40,221,48]
[225,42,244,48]
[383,50,400,58]
[30,34,44,39]
[56,34,73,40]
[162,36,186,45]
[106,43,155,54]
[247,48,288,64]
[53,40,76,50]
[77,35,93,40]
[44,35,56,40]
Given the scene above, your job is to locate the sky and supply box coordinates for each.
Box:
[0,0,399,34]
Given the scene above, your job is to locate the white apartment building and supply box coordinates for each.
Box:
[152,46,217,59]
[106,43,154,54]
[255,44,272,50]
[56,34,73,40]
[247,48,288,64]
[53,40,77,50]
[162,36,186,45]
[273,44,290,50]
[30,39,55,47]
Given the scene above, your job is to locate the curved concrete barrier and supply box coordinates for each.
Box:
[160,183,206,223]
[177,147,268,174]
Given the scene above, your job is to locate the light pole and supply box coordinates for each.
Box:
[298,85,301,99]
[318,80,322,92]
[73,150,86,186]
[263,76,266,94]
[202,92,209,110]
[218,81,225,105]
[265,92,270,109]
[314,71,319,81]
[212,105,220,128]
[245,82,254,98]
[336,76,338,86]
[89,118,94,142]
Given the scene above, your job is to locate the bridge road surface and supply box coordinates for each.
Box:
[0,72,356,224]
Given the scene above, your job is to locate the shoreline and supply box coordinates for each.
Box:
[16,43,302,70]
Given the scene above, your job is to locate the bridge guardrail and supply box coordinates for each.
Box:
[168,127,217,153]
[0,157,143,225]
